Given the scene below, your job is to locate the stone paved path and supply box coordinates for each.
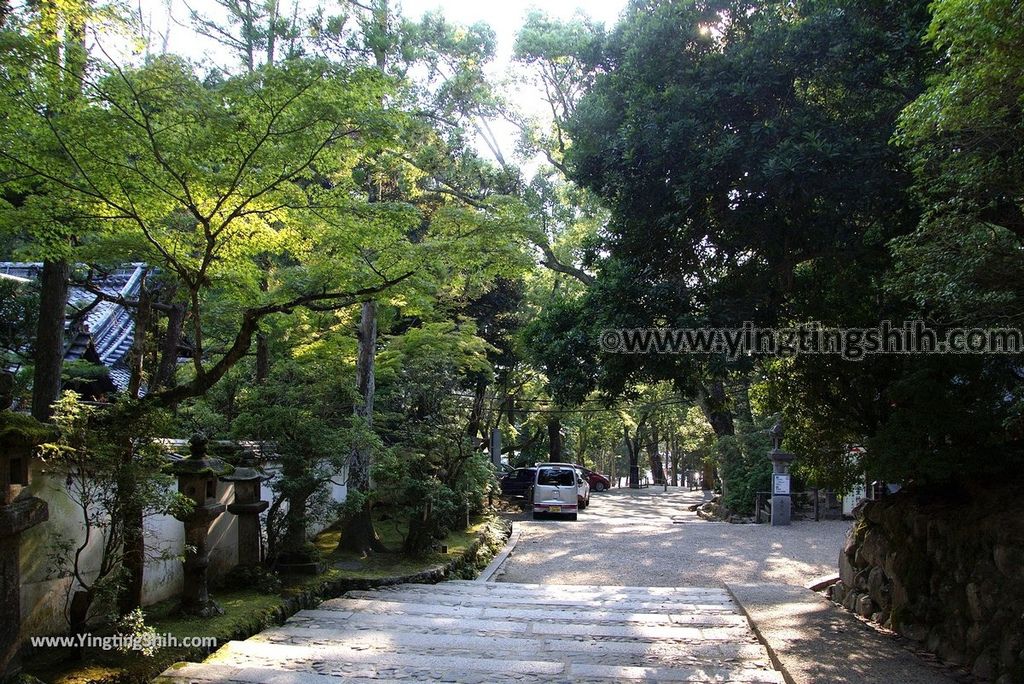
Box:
[156,580,785,683]
[497,487,849,588]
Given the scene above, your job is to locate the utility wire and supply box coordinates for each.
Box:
[448,395,694,415]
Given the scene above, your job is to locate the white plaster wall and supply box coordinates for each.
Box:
[19,458,347,638]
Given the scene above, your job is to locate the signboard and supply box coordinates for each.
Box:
[772,473,791,496]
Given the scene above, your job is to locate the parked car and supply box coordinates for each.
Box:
[532,463,586,520]
[574,466,591,509]
[499,467,536,498]
[576,466,611,492]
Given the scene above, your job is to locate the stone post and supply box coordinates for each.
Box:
[222,454,268,569]
[489,428,501,468]
[0,373,51,678]
[165,434,233,617]
[767,419,793,527]
[768,448,794,526]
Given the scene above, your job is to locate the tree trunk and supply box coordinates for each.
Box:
[644,422,666,484]
[670,435,681,486]
[339,300,386,554]
[154,299,184,390]
[120,278,150,614]
[127,274,150,399]
[696,380,732,491]
[68,589,92,660]
[255,333,270,382]
[466,377,486,441]
[696,379,735,438]
[118,491,144,614]
[280,490,309,560]
[255,265,270,382]
[702,461,715,491]
[31,260,69,421]
[547,418,562,461]
[623,425,640,489]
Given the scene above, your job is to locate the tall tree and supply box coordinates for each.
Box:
[525,0,935,494]
[0,0,101,420]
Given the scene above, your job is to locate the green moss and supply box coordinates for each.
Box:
[61,361,112,382]
[161,458,234,477]
[0,411,55,448]
[312,516,496,580]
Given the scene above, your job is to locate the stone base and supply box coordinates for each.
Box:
[274,560,325,575]
[179,599,224,618]
[769,495,791,526]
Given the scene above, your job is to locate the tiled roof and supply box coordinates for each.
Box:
[0,262,147,392]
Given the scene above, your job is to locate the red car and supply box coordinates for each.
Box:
[576,466,611,492]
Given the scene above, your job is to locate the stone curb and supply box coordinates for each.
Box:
[804,573,840,592]
[725,584,796,684]
[476,524,522,582]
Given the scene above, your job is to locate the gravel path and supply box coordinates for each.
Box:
[496,487,850,588]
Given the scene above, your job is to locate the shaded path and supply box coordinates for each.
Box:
[497,487,850,588]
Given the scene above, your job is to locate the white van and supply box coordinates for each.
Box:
[532,463,584,520]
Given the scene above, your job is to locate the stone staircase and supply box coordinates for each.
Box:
[156,580,785,683]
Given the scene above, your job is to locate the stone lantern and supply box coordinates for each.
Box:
[165,433,234,617]
[221,451,268,569]
[767,418,794,526]
[0,373,51,677]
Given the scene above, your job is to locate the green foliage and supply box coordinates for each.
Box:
[0,278,38,363]
[716,417,772,515]
[114,609,159,658]
[891,0,1024,324]
[60,360,111,382]
[232,354,357,562]
[374,321,497,555]
[373,449,464,556]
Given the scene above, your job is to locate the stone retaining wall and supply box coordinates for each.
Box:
[828,486,1024,683]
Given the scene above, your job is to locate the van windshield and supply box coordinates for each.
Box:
[537,468,575,486]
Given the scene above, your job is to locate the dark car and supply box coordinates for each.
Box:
[499,467,537,497]
[576,466,611,492]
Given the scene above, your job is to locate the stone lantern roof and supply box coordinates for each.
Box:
[163,434,234,479]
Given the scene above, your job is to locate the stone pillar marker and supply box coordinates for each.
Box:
[221,452,268,569]
[0,372,51,678]
[165,433,234,617]
[767,418,793,526]
[489,428,501,468]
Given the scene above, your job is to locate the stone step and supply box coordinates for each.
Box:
[154,663,383,684]
[341,589,737,612]
[196,640,784,682]
[317,596,747,626]
[156,580,785,683]
[284,608,751,641]
[250,623,772,668]
[408,579,731,597]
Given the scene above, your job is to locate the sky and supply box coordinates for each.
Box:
[136,0,629,169]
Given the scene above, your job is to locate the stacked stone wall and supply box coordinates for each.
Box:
[829,486,1024,683]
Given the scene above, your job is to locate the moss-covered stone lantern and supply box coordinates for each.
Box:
[221,452,268,568]
[165,433,234,617]
[0,372,52,677]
